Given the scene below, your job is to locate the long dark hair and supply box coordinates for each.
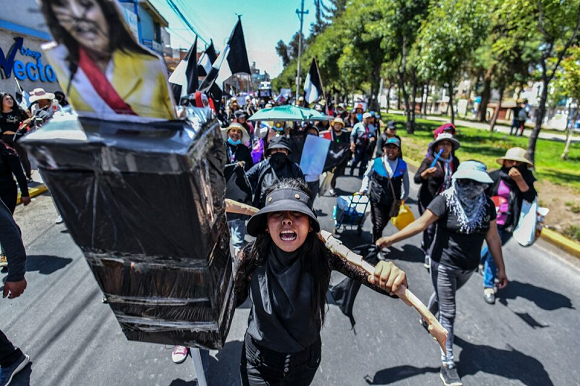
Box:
[1,93,28,116]
[235,179,332,326]
[39,0,154,91]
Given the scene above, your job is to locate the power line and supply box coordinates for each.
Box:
[165,0,209,46]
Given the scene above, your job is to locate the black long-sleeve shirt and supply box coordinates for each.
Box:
[0,199,26,282]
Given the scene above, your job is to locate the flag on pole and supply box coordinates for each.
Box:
[168,36,199,102]
[303,58,324,105]
[14,79,29,110]
[198,41,217,77]
[199,17,251,91]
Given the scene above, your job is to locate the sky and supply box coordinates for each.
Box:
[149,0,316,78]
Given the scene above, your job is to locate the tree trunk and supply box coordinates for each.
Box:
[386,86,391,113]
[399,71,412,133]
[448,83,455,125]
[489,86,504,132]
[410,69,418,131]
[478,66,493,122]
[527,78,549,165]
[423,82,430,115]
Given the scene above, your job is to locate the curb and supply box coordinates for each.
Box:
[404,154,580,259]
[17,184,48,205]
[539,228,580,259]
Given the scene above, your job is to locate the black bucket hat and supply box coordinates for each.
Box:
[267,135,292,155]
[246,188,320,237]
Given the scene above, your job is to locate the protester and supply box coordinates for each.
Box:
[234,110,254,141]
[359,138,409,242]
[377,160,508,386]
[432,122,456,139]
[39,0,175,120]
[348,103,364,127]
[295,96,305,107]
[0,199,30,385]
[235,178,407,385]
[480,147,536,304]
[28,88,57,129]
[349,112,376,177]
[414,133,460,269]
[0,93,32,181]
[54,91,69,108]
[246,136,304,208]
[327,117,351,196]
[376,120,402,158]
[517,102,528,136]
[335,103,348,120]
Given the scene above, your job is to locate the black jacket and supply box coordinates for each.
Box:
[0,199,26,282]
[225,142,254,171]
[246,158,305,208]
[414,155,460,209]
[486,168,537,232]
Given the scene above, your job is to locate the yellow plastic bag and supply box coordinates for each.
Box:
[391,204,415,230]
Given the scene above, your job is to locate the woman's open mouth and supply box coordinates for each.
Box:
[280,230,297,242]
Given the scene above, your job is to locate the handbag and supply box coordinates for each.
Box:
[382,158,402,218]
[391,203,415,230]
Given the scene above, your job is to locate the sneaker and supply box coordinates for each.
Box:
[172,345,189,364]
[328,188,336,196]
[483,288,495,305]
[0,255,7,268]
[477,264,484,276]
[0,353,30,386]
[424,255,430,270]
[440,364,462,386]
[55,216,64,224]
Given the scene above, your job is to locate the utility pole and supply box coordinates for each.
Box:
[295,0,308,101]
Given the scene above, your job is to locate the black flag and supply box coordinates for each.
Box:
[198,41,217,77]
[199,17,251,91]
[304,58,324,105]
[169,36,198,101]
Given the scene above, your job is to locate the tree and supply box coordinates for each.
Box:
[498,0,580,164]
[418,0,490,125]
[553,46,580,159]
[275,40,291,68]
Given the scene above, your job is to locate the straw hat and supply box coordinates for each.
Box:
[221,123,249,143]
[29,88,55,103]
[331,117,345,127]
[496,147,533,166]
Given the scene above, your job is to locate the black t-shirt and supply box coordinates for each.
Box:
[0,109,27,134]
[427,194,496,270]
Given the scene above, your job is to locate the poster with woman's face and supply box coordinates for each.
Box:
[39,0,176,122]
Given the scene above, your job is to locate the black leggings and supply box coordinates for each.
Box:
[240,334,321,386]
[370,200,392,243]
[0,184,18,214]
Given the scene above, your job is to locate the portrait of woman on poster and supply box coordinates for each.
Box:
[39,0,175,121]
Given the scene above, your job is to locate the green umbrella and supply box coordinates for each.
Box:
[247,105,330,122]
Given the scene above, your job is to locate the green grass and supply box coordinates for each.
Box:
[386,114,580,191]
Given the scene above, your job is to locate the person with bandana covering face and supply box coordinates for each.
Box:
[479,148,536,304]
[414,133,461,269]
[246,136,305,208]
[377,160,508,386]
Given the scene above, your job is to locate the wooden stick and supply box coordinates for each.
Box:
[225,199,259,216]
[318,230,448,354]
[224,200,448,353]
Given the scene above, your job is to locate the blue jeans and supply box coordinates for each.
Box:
[228,219,246,252]
[480,227,512,288]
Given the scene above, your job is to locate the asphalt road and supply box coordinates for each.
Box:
[3,169,580,386]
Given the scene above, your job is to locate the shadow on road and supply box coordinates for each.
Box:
[498,280,574,311]
[25,255,73,275]
[364,364,439,384]
[455,336,554,385]
[383,244,424,264]
[207,340,243,385]
[168,379,196,386]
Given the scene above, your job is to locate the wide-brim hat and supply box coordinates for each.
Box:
[29,88,55,103]
[267,135,292,154]
[331,117,345,127]
[452,160,493,184]
[221,123,250,143]
[496,147,533,166]
[429,132,460,151]
[247,188,320,236]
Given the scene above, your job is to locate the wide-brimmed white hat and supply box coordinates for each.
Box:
[29,88,55,103]
[429,132,460,151]
[221,123,249,143]
[452,160,493,184]
[496,147,533,167]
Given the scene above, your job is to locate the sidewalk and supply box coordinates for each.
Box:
[387,110,580,143]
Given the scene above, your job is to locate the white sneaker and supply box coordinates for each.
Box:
[55,216,64,224]
[424,255,430,269]
[172,345,189,364]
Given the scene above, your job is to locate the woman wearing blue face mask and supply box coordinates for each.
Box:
[377,160,508,386]
[223,123,254,171]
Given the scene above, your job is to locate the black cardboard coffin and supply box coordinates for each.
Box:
[21,110,234,349]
